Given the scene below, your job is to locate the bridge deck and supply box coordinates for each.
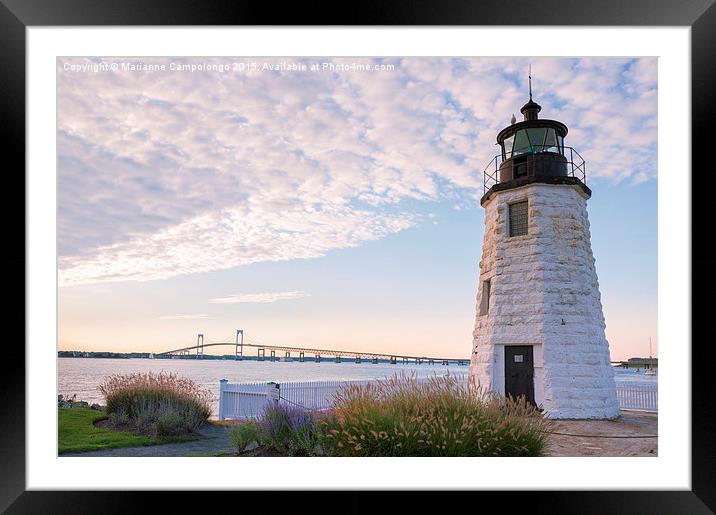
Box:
[156,342,469,363]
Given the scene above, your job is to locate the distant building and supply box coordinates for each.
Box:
[627,357,658,367]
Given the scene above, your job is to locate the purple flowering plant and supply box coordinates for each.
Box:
[257,402,319,456]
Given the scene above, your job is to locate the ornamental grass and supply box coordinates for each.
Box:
[98,371,212,437]
[319,372,550,457]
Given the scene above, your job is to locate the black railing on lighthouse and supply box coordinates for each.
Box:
[483,145,586,195]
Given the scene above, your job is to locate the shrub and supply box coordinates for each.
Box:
[256,403,319,456]
[319,372,549,457]
[153,408,186,436]
[108,407,131,427]
[229,420,262,453]
[98,371,212,437]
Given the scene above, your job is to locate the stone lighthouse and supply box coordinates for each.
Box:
[468,83,619,419]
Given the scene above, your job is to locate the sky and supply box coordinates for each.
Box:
[57,57,657,361]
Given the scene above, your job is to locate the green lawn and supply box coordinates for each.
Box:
[58,407,196,454]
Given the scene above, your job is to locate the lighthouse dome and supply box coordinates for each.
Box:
[482,96,588,205]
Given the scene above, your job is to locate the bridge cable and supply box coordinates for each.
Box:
[277,394,314,412]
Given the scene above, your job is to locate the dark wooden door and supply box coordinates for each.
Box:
[505,345,535,405]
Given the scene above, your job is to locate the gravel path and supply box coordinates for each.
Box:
[544,410,658,457]
[62,423,236,457]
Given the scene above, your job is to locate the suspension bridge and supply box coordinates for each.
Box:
[154,330,471,366]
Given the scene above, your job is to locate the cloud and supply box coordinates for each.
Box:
[158,314,211,320]
[58,205,414,286]
[209,291,311,304]
[57,57,656,286]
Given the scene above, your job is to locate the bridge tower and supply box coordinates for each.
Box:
[235,329,244,360]
[196,333,204,358]
[468,77,619,419]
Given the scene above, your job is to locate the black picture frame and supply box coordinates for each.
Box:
[2,1,713,512]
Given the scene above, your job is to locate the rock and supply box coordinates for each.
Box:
[58,394,64,403]
[90,403,104,411]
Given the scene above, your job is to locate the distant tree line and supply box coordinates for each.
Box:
[58,350,151,359]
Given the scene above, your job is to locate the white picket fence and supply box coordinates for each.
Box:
[218,376,454,420]
[615,382,658,412]
[217,378,657,420]
[277,379,374,410]
[218,380,275,420]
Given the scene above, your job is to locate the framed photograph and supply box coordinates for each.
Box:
[4,0,713,512]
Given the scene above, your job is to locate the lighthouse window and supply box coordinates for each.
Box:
[479,279,491,315]
[502,134,514,159]
[544,128,559,153]
[526,127,547,151]
[502,128,565,158]
[512,130,531,157]
[509,201,529,236]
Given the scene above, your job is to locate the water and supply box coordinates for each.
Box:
[58,358,656,417]
[612,367,658,384]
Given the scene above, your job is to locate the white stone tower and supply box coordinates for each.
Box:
[468,89,619,419]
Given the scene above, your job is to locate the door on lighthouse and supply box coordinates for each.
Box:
[504,346,535,405]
